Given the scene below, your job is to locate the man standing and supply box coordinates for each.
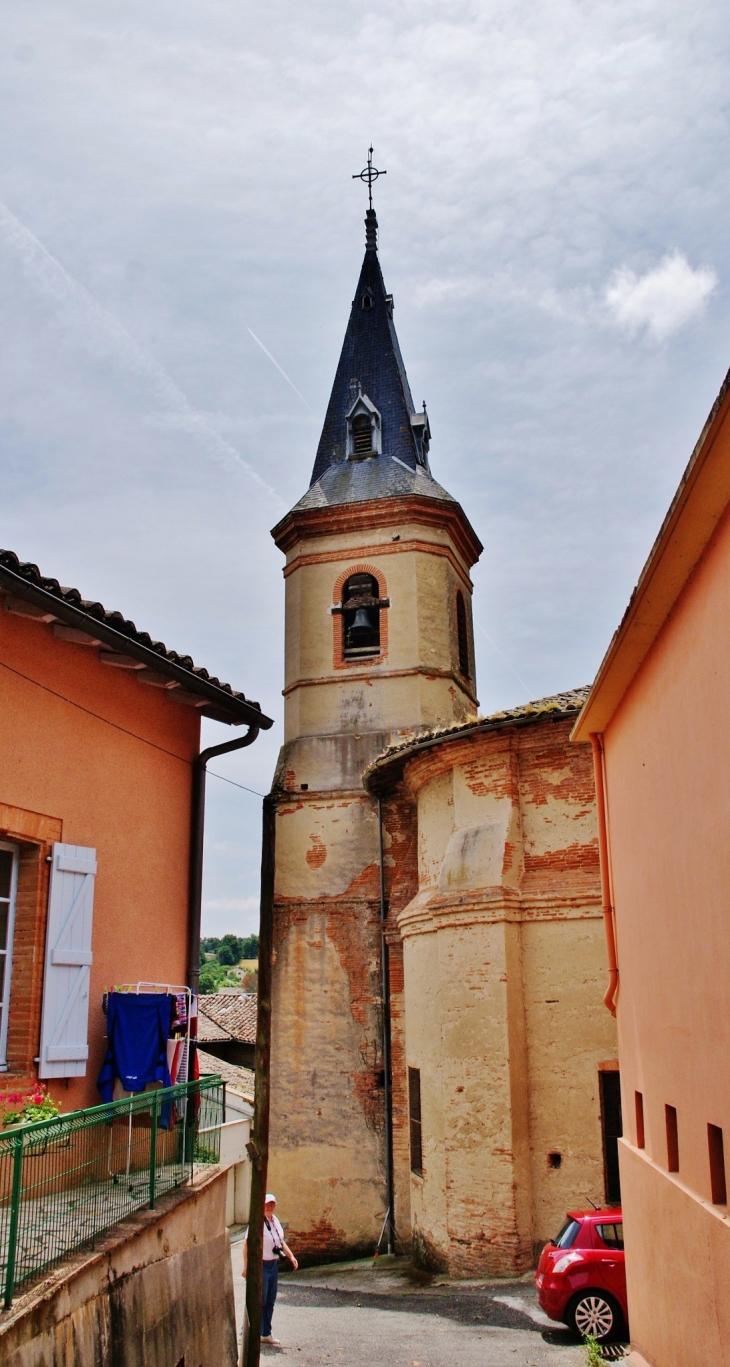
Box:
[243,1193,298,1347]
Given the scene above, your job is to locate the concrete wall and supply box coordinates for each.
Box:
[0,1168,237,1367]
[219,1107,254,1226]
[396,715,616,1276]
[0,593,199,1109]
[602,497,730,1366]
[620,1140,730,1367]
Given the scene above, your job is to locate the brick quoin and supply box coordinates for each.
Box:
[2,820,59,1087]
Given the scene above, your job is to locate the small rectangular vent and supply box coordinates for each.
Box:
[352,417,372,456]
[665,1104,679,1172]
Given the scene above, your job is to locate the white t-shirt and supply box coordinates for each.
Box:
[245,1214,285,1262]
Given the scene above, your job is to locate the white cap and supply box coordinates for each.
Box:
[265,1193,276,1203]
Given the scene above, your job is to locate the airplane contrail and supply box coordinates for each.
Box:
[476,621,532,696]
[247,327,316,415]
[0,200,284,509]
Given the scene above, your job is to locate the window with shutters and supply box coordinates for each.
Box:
[408,1066,423,1175]
[352,414,372,457]
[456,590,470,679]
[346,392,381,459]
[0,842,19,1070]
[38,843,97,1078]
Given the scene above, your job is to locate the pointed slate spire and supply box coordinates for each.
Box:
[310,208,429,486]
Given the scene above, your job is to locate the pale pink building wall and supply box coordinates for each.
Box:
[604,498,730,1366]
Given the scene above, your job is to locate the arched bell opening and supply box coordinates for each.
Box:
[342,573,381,658]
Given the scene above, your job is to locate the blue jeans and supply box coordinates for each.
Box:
[262,1259,279,1338]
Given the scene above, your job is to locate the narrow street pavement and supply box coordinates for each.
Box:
[230,1236,626,1366]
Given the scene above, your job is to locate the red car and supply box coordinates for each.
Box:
[536,1208,627,1341]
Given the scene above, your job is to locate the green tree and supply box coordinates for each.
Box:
[199,962,226,994]
[241,934,259,960]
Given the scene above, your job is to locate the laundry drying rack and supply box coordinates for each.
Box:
[102,981,195,1189]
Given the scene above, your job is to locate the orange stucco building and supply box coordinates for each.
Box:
[573,368,730,1366]
[0,549,269,1115]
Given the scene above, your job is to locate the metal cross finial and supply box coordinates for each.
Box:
[353,146,386,210]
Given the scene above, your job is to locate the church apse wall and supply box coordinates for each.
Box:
[368,695,617,1277]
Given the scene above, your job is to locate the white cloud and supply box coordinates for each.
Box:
[604,252,718,342]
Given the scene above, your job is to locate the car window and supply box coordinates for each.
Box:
[554,1219,581,1249]
[595,1222,624,1250]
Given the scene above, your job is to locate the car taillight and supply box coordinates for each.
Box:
[553,1251,583,1275]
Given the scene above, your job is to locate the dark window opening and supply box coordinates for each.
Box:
[665,1104,679,1172]
[553,1218,580,1249]
[408,1066,423,1175]
[352,414,373,457]
[708,1124,727,1204]
[596,1222,624,1251]
[362,291,374,311]
[635,1091,645,1149]
[342,573,380,658]
[600,1070,623,1204]
[548,1152,562,1169]
[456,591,470,679]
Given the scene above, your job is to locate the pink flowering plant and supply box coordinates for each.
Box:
[0,1084,61,1128]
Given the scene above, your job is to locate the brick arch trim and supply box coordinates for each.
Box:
[333,563,389,669]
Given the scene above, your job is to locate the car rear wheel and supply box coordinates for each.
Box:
[568,1290,621,1341]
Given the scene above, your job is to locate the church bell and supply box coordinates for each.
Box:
[348,606,373,644]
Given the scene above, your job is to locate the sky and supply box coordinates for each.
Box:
[1,1,728,936]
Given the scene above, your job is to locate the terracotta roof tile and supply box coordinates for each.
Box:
[364,686,591,791]
[197,1047,254,1096]
[0,548,272,728]
[198,992,257,1044]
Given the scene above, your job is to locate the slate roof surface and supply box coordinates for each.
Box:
[197,1047,254,1096]
[364,686,591,790]
[293,452,456,512]
[0,548,271,728]
[311,228,422,485]
[197,992,257,1044]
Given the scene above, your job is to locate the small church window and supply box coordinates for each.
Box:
[456,590,470,679]
[362,289,375,311]
[342,573,380,658]
[346,391,381,459]
[408,1067,423,1175]
[352,414,373,458]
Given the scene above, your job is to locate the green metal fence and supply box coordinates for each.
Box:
[0,1076,224,1308]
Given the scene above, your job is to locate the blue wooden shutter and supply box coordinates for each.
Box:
[38,843,97,1078]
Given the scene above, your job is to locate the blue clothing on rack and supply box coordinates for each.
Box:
[97,992,173,1104]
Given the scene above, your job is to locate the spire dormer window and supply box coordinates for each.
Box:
[362,288,375,311]
[346,391,382,461]
[352,414,372,456]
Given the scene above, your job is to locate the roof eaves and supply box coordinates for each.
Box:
[364,686,591,792]
[0,551,273,729]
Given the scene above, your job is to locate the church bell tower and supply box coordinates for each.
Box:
[268,167,483,1258]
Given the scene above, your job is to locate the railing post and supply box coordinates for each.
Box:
[149,1090,159,1209]
[4,1132,24,1309]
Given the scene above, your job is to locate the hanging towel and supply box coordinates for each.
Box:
[97,993,173,1104]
